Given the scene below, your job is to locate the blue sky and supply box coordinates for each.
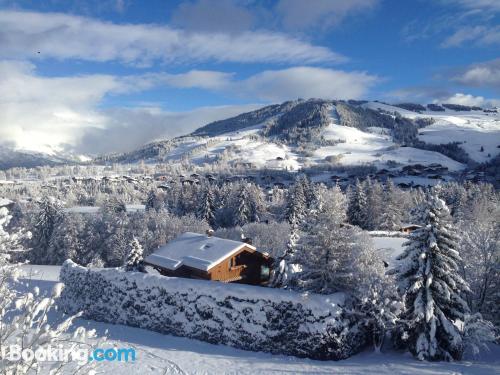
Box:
[0,0,498,154]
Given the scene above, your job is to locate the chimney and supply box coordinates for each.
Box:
[206,229,214,237]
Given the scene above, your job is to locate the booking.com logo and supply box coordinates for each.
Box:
[1,344,136,365]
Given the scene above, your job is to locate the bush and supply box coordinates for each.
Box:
[59,260,367,360]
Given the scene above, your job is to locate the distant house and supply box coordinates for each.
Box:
[144,232,273,285]
[0,198,14,210]
[400,224,421,234]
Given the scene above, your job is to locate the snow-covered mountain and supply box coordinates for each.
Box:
[96,99,500,175]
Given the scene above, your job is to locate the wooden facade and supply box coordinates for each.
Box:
[146,245,273,285]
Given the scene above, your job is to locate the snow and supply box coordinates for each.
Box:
[418,118,500,163]
[13,264,500,374]
[0,197,13,207]
[314,119,465,171]
[363,101,500,163]
[144,232,258,271]
[370,234,407,268]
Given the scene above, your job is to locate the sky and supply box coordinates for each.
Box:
[0,0,499,155]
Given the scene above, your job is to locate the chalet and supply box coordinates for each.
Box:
[144,231,273,285]
[0,198,14,210]
[400,224,421,234]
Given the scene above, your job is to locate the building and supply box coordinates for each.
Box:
[0,198,14,210]
[144,231,273,285]
[400,224,422,233]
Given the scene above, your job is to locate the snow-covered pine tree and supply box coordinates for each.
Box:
[270,179,312,288]
[347,179,369,229]
[30,196,63,264]
[46,213,85,265]
[102,196,127,214]
[197,186,216,227]
[125,237,145,272]
[380,180,403,231]
[145,189,164,212]
[393,192,470,361]
[270,207,300,288]
[234,184,252,227]
[285,179,307,224]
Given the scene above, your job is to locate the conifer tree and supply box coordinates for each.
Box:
[393,193,470,361]
[31,196,63,264]
[197,187,216,227]
[125,237,145,272]
[348,179,368,229]
[380,180,403,231]
[234,184,252,226]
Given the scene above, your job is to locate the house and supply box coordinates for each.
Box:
[400,224,421,234]
[0,198,14,210]
[144,231,273,285]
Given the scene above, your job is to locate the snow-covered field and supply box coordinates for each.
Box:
[15,264,500,375]
[364,102,500,163]
[315,121,465,171]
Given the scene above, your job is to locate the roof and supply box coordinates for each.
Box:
[0,198,14,208]
[144,232,258,272]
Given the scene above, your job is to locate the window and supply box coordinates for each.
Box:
[260,265,270,280]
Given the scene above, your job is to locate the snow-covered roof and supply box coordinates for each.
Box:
[145,232,257,271]
[0,198,14,208]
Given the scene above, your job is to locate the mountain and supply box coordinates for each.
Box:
[0,147,67,170]
[3,99,498,179]
[95,99,500,175]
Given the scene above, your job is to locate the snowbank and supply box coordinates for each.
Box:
[59,260,366,360]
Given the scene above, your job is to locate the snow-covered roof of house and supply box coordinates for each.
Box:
[0,198,14,208]
[144,232,258,272]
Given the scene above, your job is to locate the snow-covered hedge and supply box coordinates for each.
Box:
[59,260,366,360]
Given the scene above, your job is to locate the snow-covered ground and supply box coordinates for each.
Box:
[370,234,407,268]
[363,102,500,163]
[12,264,500,375]
[315,121,464,171]
[162,125,301,171]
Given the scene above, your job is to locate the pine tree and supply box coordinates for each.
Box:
[348,179,368,229]
[145,189,164,212]
[47,214,85,264]
[31,196,63,264]
[285,179,306,224]
[197,187,216,227]
[234,184,252,227]
[270,208,300,288]
[125,237,145,272]
[393,193,470,361]
[380,180,403,231]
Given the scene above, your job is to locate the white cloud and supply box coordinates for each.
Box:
[0,60,378,154]
[439,93,500,107]
[232,67,378,102]
[0,10,344,65]
[0,61,120,153]
[275,0,378,31]
[74,104,263,154]
[452,59,500,90]
[442,25,500,47]
[443,0,500,12]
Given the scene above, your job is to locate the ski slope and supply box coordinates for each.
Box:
[363,102,500,163]
[314,114,465,171]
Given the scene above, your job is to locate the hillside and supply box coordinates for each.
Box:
[91,99,499,185]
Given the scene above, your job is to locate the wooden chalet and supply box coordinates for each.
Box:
[144,231,273,285]
[400,224,422,233]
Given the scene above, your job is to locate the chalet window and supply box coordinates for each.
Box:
[260,265,270,280]
[229,257,234,269]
